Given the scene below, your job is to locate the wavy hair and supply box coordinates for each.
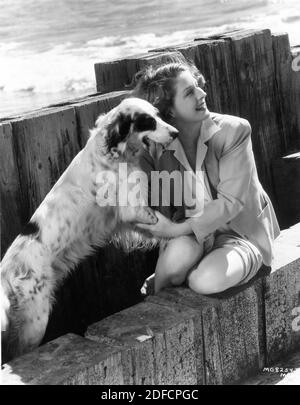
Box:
[131,61,206,122]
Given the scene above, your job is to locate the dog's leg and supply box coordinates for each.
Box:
[1,236,54,361]
[119,205,158,224]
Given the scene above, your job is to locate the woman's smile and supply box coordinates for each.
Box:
[195,101,206,111]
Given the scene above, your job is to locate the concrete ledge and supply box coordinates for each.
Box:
[2,225,300,385]
[239,350,300,385]
[1,334,123,385]
[264,230,300,364]
[147,279,265,384]
[86,300,203,385]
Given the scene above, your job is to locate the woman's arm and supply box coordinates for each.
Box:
[186,117,254,243]
[136,210,193,238]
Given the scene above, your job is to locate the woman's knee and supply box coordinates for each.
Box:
[158,236,203,279]
[187,247,246,294]
[187,268,225,294]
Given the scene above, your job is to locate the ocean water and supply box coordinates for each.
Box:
[0,0,299,118]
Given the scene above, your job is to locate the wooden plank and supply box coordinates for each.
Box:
[264,226,300,364]
[271,33,293,153]
[94,51,186,93]
[2,333,123,385]
[223,29,283,197]
[148,276,265,385]
[86,300,204,385]
[11,106,81,216]
[272,152,300,228]
[0,122,24,257]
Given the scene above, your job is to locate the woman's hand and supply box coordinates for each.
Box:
[136,211,180,238]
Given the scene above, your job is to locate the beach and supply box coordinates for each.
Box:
[0,0,300,118]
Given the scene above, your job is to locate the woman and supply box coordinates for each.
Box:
[132,61,280,295]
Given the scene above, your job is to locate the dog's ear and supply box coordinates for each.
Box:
[118,113,132,138]
[105,113,132,154]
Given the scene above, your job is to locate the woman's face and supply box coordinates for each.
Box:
[171,70,210,124]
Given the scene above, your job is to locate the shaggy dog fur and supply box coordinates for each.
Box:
[0,97,178,363]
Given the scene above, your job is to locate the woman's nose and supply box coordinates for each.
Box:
[196,87,206,99]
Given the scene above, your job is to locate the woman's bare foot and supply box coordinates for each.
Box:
[140,273,155,296]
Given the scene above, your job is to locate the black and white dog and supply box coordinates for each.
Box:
[1,97,178,362]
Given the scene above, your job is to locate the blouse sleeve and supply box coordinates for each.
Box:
[186,117,254,242]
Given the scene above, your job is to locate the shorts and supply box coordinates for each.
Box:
[205,231,263,286]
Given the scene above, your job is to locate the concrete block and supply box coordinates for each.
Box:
[1,334,123,385]
[148,280,265,385]
[264,236,300,364]
[86,300,203,385]
[239,350,300,385]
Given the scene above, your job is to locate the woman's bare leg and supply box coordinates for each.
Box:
[187,246,245,295]
[154,235,204,293]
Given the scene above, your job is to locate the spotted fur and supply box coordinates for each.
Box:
[0,97,178,362]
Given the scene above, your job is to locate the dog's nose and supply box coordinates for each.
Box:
[170,131,178,139]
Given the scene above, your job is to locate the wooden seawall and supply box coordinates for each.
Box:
[1,28,300,384]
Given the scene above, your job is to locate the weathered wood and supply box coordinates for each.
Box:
[272,152,300,228]
[239,350,300,385]
[1,333,123,385]
[94,51,186,93]
[86,300,204,385]
[0,122,24,257]
[11,106,80,216]
[148,278,265,385]
[264,226,300,365]
[271,33,293,153]
[222,29,283,198]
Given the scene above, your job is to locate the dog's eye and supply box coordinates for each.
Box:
[134,114,156,132]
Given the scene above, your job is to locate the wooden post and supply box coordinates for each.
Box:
[272,33,293,154]
[0,122,24,257]
[272,152,300,228]
[94,51,186,93]
[11,107,81,216]
[220,29,283,199]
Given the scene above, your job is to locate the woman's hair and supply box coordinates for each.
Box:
[131,61,206,121]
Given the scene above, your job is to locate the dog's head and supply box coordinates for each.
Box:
[97,97,178,160]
